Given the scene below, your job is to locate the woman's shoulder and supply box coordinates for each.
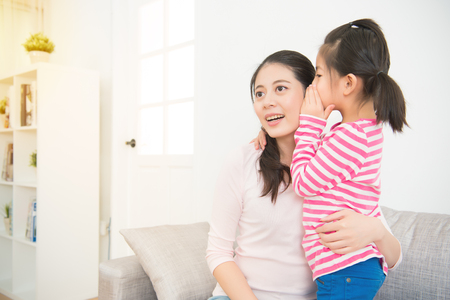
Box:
[225,143,262,163]
[220,144,261,175]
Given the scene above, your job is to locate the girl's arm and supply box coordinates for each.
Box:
[316,209,402,268]
[250,127,267,150]
[206,147,258,299]
[291,85,352,197]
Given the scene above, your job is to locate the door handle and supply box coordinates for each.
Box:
[125,139,136,148]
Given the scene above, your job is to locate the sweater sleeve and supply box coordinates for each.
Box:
[206,147,245,274]
[291,115,369,197]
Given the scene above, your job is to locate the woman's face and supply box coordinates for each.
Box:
[253,63,305,139]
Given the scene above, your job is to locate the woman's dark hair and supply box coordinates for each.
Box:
[250,50,315,203]
[320,18,408,132]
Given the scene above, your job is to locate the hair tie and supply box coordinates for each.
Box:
[376,71,384,76]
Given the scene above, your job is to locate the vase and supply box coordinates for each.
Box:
[0,114,5,128]
[29,51,50,64]
[3,217,11,235]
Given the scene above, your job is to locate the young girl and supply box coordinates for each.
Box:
[291,19,407,299]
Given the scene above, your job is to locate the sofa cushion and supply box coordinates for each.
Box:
[120,222,217,300]
[99,255,157,300]
[376,206,450,299]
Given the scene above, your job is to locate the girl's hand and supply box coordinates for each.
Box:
[250,128,267,150]
[301,85,335,120]
[315,209,383,255]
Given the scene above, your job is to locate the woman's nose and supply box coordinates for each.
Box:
[263,93,276,108]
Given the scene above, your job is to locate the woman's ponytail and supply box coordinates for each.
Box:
[258,134,291,204]
[374,72,408,133]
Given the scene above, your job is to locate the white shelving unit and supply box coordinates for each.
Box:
[0,63,99,300]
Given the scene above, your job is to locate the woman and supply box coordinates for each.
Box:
[206,50,401,300]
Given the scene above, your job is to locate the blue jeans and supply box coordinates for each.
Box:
[208,297,230,300]
[316,258,386,300]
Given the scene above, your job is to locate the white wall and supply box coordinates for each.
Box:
[43,0,112,263]
[195,0,450,221]
[42,0,450,263]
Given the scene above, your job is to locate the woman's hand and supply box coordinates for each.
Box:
[250,128,267,150]
[316,209,383,255]
[302,85,334,119]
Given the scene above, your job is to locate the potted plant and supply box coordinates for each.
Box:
[22,32,55,63]
[2,202,11,235]
[29,150,37,168]
[0,97,6,128]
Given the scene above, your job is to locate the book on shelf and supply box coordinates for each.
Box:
[21,83,35,127]
[31,200,36,242]
[30,81,37,126]
[1,143,13,181]
[25,198,37,242]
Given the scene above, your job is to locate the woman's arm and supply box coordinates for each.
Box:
[206,147,258,299]
[315,209,401,268]
[213,262,258,300]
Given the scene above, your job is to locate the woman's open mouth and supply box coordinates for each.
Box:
[265,114,285,126]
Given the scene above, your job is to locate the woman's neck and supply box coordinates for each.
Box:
[276,134,296,166]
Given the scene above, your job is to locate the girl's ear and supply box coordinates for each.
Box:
[342,73,358,96]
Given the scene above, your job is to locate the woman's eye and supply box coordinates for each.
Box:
[255,91,264,98]
[315,74,322,78]
[276,86,286,92]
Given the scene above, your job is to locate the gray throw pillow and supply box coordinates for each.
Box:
[120,222,217,300]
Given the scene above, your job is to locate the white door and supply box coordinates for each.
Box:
[110,0,196,258]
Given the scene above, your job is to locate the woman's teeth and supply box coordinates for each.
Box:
[266,115,285,121]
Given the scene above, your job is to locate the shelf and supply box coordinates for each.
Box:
[0,63,99,300]
[0,181,37,187]
[14,182,37,188]
[15,127,37,132]
[13,236,36,247]
[0,231,13,240]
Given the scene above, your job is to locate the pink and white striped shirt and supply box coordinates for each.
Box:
[291,114,387,281]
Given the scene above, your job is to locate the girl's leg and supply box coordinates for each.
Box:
[316,258,386,300]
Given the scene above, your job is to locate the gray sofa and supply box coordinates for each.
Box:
[99,206,450,300]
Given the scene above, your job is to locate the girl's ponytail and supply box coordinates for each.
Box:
[321,18,408,133]
[375,72,408,132]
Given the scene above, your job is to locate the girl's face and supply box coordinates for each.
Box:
[253,63,305,139]
[312,53,340,109]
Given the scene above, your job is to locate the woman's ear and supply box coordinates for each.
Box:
[342,73,358,96]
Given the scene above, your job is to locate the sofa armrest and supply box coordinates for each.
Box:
[377,206,450,299]
[99,255,157,300]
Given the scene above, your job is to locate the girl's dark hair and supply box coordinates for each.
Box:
[250,50,315,203]
[320,18,408,132]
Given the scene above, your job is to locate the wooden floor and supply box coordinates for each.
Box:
[0,294,10,300]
